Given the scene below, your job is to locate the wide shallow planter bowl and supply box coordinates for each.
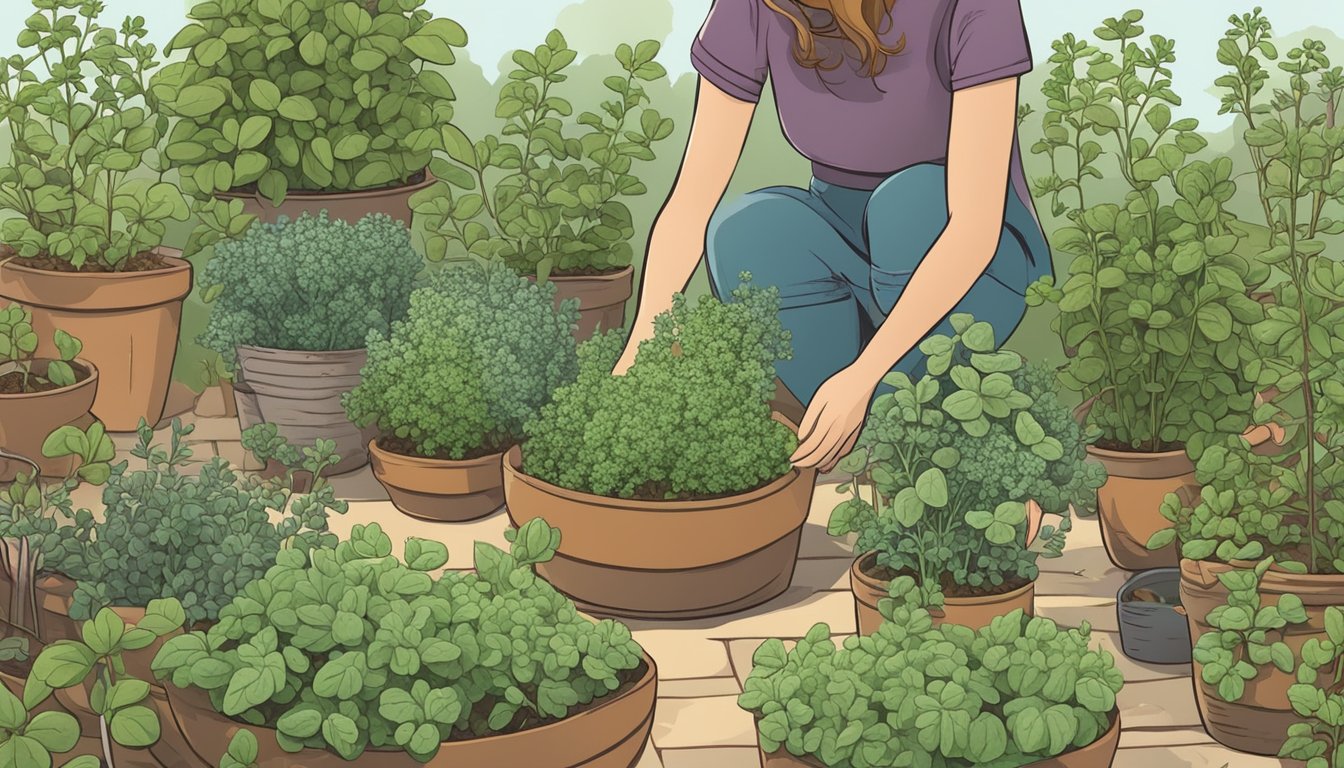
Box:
[233,345,374,475]
[541,268,634,342]
[850,552,1035,634]
[161,654,658,768]
[0,248,191,431]
[759,712,1121,767]
[1181,558,1344,755]
[368,439,505,522]
[1087,446,1194,571]
[217,173,435,227]
[0,358,97,481]
[1116,568,1191,665]
[503,415,816,620]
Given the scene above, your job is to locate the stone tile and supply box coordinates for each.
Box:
[179,416,241,443]
[328,466,390,502]
[801,484,855,559]
[791,557,851,592]
[214,441,248,469]
[662,747,761,768]
[1117,727,1216,748]
[1036,595,1119,633]
[1091,631,1191,683]
[161,381,197,421]
[634,741,663,768]
[651,696,757,749]
[1113,744,1286,767]
[658,677,743,698]
[1036,566,1130,598]
[630,589,854,642]
[1116,678,1202,729]
[193,386,231,418]
[633,633,733,680]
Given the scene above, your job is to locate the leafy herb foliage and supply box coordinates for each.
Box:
[0,304,84,390]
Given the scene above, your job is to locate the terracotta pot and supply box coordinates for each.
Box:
[849,552,1036,634]
[34,572,79,644]
[1087,446,1194,571]
[0,249,191,432]
[161,654,658,768]
[217,173,435,227]
[1180,559,1344,755]
[541,268,633,342]
[368,440,504,522]
[503,415,816,620]
[233,345,374,475]
[760,712,1121,767]
[0,358,97,481]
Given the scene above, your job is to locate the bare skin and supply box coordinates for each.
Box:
[615,75,1022,472]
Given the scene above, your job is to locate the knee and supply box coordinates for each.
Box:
[708,190,814,284]
[867,163,949,222]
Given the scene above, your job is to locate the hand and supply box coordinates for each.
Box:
[790,365,878,472]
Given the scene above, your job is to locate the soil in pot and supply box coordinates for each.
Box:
[849,552,1035,634]
[502,416,817,620]
[1116,568,1191,665]
[368,438,505,523]
[0,248,191,431]
[1087,445,1194,571]
[162,654,659,768]
[218,171,433,226]
[760,711,1122,768]
[0,358,97,481]
[233,345,375,475]
[540,267,633,342]
[1180,558,1344,755]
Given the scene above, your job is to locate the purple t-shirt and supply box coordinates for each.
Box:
[692,0,1035,201]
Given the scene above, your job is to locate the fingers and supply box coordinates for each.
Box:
[792,422,843,467]
[795,397,827,447]
[791,410,836,465]
[819,430,861,473]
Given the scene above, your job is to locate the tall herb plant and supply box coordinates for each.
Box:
[1027,9,1263,455]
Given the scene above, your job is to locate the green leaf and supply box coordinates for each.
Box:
[277,707,323,739]
[221,667,275,716]
[249,80,282,111]
[31,641,95,688]
[237,116,272,151]
[405,19,467,65]
[24,710,80,753]
[892,487,926,527]
[1014,412,1046,446]
[108,705,160,747]
[53,329,81,361]
[278,96,318,122]
[914,468,949,508]
[0,686,23,730]
[172,84,226,118]
[404,538,450,571]
[82,609,126,656]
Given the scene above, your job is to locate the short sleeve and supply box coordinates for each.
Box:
[948,0,1033,91]
[691,0,768,103]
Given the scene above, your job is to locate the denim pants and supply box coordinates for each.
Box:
[706,163,1051,406]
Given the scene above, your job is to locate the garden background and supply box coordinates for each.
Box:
[1,0,1341,389]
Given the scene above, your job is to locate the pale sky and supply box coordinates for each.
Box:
[2,1,1340,131]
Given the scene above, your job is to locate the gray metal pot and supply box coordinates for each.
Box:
[1116,568,1191,665]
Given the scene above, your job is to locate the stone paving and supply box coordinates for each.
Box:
[93,386,1295,768]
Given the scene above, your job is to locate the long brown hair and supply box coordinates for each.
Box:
[763,0,906,77]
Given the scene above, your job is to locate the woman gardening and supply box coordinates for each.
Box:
[618,0,1050,472]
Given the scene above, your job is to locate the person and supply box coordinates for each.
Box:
[612,0,1051,472]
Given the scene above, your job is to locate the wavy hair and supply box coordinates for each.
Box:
[763,0,906,77]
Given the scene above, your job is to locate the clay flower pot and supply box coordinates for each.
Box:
[161,654,658,768]
[0,650,105,762]
[503,415,816,620]
[1086,446,1194,571]
[849,552,1035,634]
[0,248,191,431]
[233,345,374,475]
[368,440,505,522]
[1180,559,1344,755]
[760,712,1121,767]
[1116,567,1191,665]
[540,267,634,342]
[0,358,97,480]
[217,173,436,227]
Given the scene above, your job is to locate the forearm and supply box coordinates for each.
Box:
[629,197,717,327]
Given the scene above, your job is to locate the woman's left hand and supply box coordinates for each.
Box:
[790,365,878,472]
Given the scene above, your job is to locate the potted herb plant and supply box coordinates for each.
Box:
[151,519,659,768]
[1146,15,1344,756]
[198,212,421,474]
[0,304,96,481]
[153,0,467,225]
[0,2,225,432]
[344,259,578,522]
[830,316,1105,633]
[504,279,813,619]
[739,577,1125,768]
[1027,9,1264,571]
[417,31,675,340]
[1280,605,1344,767]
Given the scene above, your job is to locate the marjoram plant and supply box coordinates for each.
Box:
[197,212,421,363]
[152,519,645,762]
[1027,8,1263,456]
[1282,604,1344,767]
[415,30,674,276]
[829,316,1104,603]
[344,258,579,460]
[738,577,1124,768]
[0,0,239,267]
[522,275,795,499]
[0,304,83,390]
[153,0,466,204]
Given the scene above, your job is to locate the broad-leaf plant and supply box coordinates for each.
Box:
[0,304,84,391]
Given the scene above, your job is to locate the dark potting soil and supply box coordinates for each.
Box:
[865,562,1032,599]
[1093,438,1185,454]
[378,435,513,462]
[627,476,777,502]
[21,251,171,274]
[0,362,90,394]
[550,265,627,278]
[1128,587,1176,605]
[233,168,429,197]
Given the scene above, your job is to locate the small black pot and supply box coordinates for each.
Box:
[1116,568,1191,665]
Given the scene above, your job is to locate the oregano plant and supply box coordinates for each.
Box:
[0,304,84,391]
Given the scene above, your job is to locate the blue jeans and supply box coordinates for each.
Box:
[706,163,1051,406]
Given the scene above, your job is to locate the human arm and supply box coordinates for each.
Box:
[613,78,756,374]
[791,75,1023,469]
